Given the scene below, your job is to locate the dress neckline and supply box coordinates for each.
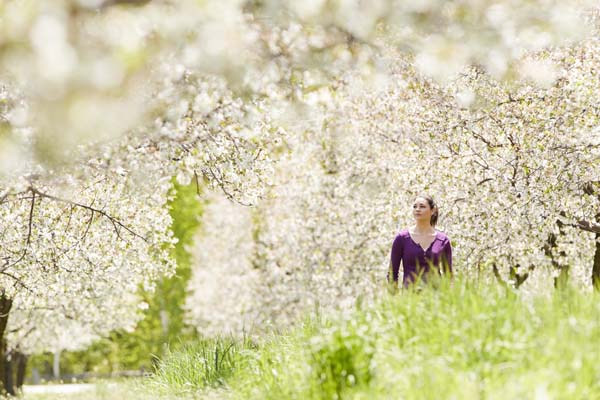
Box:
[407,230,438,252]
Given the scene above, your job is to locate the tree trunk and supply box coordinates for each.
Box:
[15,351,27,391]
[53,350,61,380]
[492,263,530,289]
[554,265,570,290]
[4,352,15,396]
[593,232,600,290]
[581,185,600,290]
[509,264,530,289]
[543,219,570,290]
[0,295,13,395]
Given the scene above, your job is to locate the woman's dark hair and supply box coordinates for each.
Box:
[415,194,438,227]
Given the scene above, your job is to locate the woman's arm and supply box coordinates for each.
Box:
[442,238,453,277]
[387,235,403,288]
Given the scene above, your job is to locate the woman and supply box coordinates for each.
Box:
[388,194,452,289]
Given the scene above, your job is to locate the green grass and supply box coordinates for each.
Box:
[149,279,600,399]
[148,337,258,397]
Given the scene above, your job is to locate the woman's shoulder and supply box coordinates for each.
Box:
[435,229,451,242]
[394,229,410,241]
[397,228,410,237]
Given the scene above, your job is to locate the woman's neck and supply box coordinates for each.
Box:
[413,221,434,234]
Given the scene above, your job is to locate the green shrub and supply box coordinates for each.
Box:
[310,319,375,399]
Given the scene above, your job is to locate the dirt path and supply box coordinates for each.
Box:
[22,383,120,399]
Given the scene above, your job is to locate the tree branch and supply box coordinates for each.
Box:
[30,187,148,243]
[0,271,29,291]
[202,167,253,207]
[574,219,600,234]
[97,0,151,8]
[3,189,36,271]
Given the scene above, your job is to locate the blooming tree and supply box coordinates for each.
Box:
[0,139,176,390]
[0,0,598,390]
[184,192,262,337]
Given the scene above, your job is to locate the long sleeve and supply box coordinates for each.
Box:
[388,235,403,283]
[442,238,453,276]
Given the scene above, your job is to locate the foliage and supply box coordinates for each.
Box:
[156,279,600,399]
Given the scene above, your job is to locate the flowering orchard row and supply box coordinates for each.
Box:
[0,2,598,393]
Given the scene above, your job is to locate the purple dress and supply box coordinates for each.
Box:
[388,229,452,287]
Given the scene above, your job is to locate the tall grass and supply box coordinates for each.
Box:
[149,337,255,396]
[151,279,600,399]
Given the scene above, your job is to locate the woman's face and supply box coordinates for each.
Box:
[412,197,433,224]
